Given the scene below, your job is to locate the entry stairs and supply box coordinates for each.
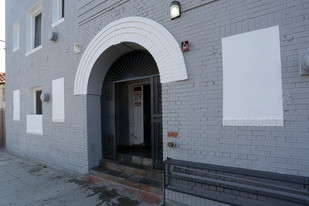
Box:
[90,153,164,195]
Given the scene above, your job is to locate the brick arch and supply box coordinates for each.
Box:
[74,16,187,95]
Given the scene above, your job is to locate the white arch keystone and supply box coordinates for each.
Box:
[74,16,188,95]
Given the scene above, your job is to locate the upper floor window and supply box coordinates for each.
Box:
[61,0,65,18]
[34,13,42,48]
[26,1,42,53]
[52,0,64,27]
[13,20,20,52]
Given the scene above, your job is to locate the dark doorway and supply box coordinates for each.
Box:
[143,84,151,147]
[117,145,151,158]
[102,51,163,168]
[114,79,152,159]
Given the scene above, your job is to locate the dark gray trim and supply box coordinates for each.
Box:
[165,158,309,185]
[164,158,309,206]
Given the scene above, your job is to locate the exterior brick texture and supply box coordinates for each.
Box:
[5,0,309,205]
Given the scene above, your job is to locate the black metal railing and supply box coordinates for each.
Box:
[164,158,309,206]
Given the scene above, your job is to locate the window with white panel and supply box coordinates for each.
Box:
[13,20,19,51]
[52,0,64,27]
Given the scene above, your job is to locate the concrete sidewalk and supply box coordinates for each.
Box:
[0,150,162,206]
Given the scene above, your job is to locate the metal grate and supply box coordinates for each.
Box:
[164,158,309,206]
[105,51,159,82]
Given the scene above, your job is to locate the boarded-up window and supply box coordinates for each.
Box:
[222,26,283,126]
[13,90,20,121]
[52,78,65,122]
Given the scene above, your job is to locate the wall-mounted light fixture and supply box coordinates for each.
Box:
[170,1,181,19]
[48,31,58,42]
[40,93,50,102]
[74,43,81,54]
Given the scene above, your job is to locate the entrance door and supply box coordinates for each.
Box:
[151,75,163,168]
[101,82,116,160]
[101,51,162,165]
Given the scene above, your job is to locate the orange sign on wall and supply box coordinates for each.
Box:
[168,132,178,138]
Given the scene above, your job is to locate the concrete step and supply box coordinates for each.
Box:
[100,159,163,181]
[90,168,163,195]
[117,153,153,167]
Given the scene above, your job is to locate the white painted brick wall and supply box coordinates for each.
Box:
[5,0,309,205]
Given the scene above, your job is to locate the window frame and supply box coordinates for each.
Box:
[61,0,65,19]
[26,86,43,135]
[33,87,42,115]
[34,13,42,49]
[52,0,64,27]
[26,1,42,55]
[13,20,20,52]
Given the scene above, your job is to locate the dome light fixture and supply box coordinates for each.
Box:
[170,1,181,19]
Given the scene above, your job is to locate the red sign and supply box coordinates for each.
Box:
[168,132,178,138]
[134,86,142,107]
[134,87,142,92]
[181,41,189,52]
[134,102,141,107]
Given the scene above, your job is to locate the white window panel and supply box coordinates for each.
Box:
[13,90,20,121]
[222,26,283,126]
[52,77,65,122]
[52,0,64,27]
[26,86,43,135]
[26,115,43,135]
[13,20,20,52]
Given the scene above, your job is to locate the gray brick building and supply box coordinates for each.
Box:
[5,0,309,205]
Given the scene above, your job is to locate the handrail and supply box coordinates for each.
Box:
[164,158,309,206]
[171,165,309,195]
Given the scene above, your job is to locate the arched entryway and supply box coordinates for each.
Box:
[74,16,187,169]
[102,50,163,167]
[74,16,187,95]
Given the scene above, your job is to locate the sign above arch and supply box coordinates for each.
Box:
[74,16,188,95]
